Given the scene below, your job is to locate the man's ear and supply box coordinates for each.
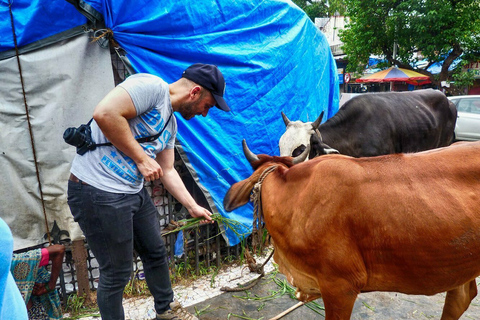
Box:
[190,85,202,99]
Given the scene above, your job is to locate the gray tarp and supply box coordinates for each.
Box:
[0,32,114,250]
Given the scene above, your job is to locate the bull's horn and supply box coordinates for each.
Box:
[312,111,324,130]
[292,144,310,164]
[242,139,260,163]
[281,111,290,126]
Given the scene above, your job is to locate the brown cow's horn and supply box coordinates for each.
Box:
[242,139,260,163]
[312,111,324,130]
[281,111,290,126]
[292,144,310,164]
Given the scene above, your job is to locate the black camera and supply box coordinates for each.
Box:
[63,124,96,155]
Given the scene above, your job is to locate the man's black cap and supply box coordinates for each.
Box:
[182,63,230,112]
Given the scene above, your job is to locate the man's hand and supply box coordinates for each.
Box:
[137,157,164,182]
[188,205,213,224]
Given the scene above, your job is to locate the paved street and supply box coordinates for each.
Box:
[66,250,480,320]
[188,274,480,320]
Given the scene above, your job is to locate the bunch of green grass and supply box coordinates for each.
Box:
[163,213,250,240]
[232,273,325,316]
[123,276,150,297]
[63,293,100,319]
[233,289,282,302]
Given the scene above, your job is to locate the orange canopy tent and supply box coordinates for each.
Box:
[356,67,431,85]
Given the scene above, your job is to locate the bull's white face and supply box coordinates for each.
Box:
[279,121,315,158]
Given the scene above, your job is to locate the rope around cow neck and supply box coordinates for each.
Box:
[250,165,278,252]
[221,165,278,292]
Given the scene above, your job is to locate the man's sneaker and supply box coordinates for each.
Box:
[156,301,198,320]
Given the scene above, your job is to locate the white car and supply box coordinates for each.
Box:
[448,95,480,141]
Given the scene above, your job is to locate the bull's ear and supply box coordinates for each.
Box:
[322,142,339,154]
[281,111,290,126]
[310,137,339,156]
[312,111,324,130]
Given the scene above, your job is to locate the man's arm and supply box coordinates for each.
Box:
[93,86,163,181]
[156,148,212,222]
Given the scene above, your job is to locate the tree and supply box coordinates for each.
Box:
[291,0,328,21]
[339,0,480,89]
[290,0,346,21]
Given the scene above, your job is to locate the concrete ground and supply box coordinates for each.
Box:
[188,273,480,320]
[67,250,480,320]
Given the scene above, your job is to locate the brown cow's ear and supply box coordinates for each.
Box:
[223,178,257,211]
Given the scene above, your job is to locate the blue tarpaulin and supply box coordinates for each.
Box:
[2,0,339,246]
[0,0,86,53]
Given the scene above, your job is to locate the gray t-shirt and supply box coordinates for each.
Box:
[70,73,177,193]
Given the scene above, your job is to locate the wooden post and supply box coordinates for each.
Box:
[71,239,92,301]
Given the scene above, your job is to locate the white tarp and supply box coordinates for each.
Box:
[0,33,114,250]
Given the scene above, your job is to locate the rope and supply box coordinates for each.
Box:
[221,249,275,292]
[91,28,114,44]
[250,165,277,252]
[8,0,51,244]
[221,166,278,292]
[90,28,136,77]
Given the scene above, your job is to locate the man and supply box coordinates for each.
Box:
[67,63,230,320]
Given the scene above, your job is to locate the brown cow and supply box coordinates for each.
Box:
[224,140,480,320]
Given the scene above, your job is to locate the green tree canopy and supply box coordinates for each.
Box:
[290,0,346,21]
[291,0,328,21]
[339,0,480,88]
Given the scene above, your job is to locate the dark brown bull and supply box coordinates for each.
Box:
[279,89,457,159]
[224,140,480,320]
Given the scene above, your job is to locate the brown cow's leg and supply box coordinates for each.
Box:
[440,279,478,320]
[321,287,358,320]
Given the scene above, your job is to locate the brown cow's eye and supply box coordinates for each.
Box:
[292,145,306,157]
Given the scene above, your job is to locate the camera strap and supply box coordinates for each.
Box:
[93,112,173,147]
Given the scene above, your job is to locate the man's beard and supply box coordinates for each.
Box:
[178,102,196,120]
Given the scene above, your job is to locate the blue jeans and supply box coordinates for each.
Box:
[67,180,173,320]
